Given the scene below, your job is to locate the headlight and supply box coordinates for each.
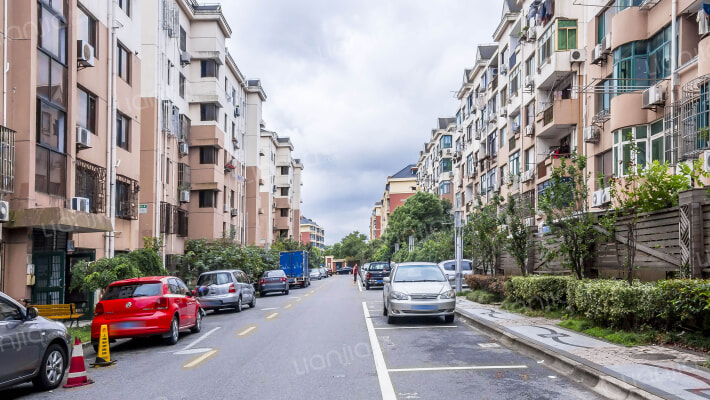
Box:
[390,291,410,300]
[439,290,456,299]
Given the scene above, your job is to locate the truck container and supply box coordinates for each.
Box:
[280,251,310,288]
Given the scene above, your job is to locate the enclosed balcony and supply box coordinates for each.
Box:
[680,74,710,160]
[535,98,579,139]
[0,126,14,194]
[536,51,575,91]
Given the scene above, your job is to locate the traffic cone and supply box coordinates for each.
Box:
[63,338,93,388]
[91,324,116,367]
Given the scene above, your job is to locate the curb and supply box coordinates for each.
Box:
[455,308,673,400]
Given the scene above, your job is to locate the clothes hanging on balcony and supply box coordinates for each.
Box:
[698,6,710,36]
[527,0,541,27]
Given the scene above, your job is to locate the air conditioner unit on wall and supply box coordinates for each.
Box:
[77,40,95,67]
[602,187,611,204]
[583,126,601,143]
[179,190,190,203]
[704,150,710,172]
[231,208,238,217]
[71,197,90,213]
[525,217,535,227]
[180,51,191,65]
[592,189,610,208]
[76,126,91,149]
[179,142,189,155]
[524,75,534,89]
[570,49,586,63]
[224,204,230,213]
[603,32,612,52]
[525,125,534,137]
[0,200,9,222]
[642,84,665,109]
[591,43,604,64]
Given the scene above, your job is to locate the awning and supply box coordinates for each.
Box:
[7,207,113,233]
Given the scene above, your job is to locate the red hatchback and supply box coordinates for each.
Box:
[91,276,202,348]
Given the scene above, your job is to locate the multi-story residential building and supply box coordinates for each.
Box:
[244,81,267,246]
[299,216,325,250]
[139,1,252,265]
[370,201,383,240]
[2,0,142,303]
[416,118,456,203]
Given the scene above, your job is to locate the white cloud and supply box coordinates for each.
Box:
[218,0,502,244]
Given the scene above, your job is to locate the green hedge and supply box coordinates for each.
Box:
[503,276,710,333]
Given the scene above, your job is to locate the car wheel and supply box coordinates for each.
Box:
[249,294,256,308]
[235,296,242,312]
[33,344,66,390]
[383,303,388,316]
[190,311,202,333]
[365,283,370,290]
[165,316,180,345]
[285,289,290,295]
[387,314,395,324]
[444,315,455,324]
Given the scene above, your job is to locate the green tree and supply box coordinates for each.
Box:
[502,194,535,276]
[384,192,452,251]
[340,231,368,260]
[465,197,504,275]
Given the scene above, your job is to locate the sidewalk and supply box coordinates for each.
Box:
[455,298,710,400]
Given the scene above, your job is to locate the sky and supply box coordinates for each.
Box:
[218,0,502,245]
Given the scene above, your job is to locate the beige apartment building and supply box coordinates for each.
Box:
[371,164,418,238]
[300,216,325,250]
[370,201,383,240]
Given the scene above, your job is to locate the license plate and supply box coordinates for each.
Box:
[113,321,144,330]
[412,305,437,311]
[377,280,383,283]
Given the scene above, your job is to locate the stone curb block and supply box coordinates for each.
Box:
[455,308,670,400]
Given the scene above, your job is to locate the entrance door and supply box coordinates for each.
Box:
[67,252,95,316]
[32,252,65,305]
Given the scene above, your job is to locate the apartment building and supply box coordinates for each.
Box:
[139,1,253,263]
[300,216,325,250]
[369,164,418,238]
[416,118,456,204]
[370,201,383,240]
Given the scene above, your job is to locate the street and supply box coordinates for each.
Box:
[5,275,603,400]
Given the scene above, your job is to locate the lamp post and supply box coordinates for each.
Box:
[454,210,463,293]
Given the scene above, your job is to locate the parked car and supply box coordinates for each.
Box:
[91,276,202,348]
[362,262,391,290]
[337,266,353,275]
[309,269,323,280]
[319,268,329,278]
[258,270,289,296]
[438,259,474,287]
[382,262,456,324]
[0,291,72,391]
[358,263,370,282]
[195,270,256,312]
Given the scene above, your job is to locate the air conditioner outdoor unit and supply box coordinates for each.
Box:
[224,204,230,213]
[521,169,534,182]
[231,208,238,217]
[583,126,601,143]
[180,51,191,65]
[525,217,536,227]
[704,150,710,172]
[232,136,240,149]
[499,109,507,118]
[474,130,481,140]
[525,125,534,137]
[0,200,8,222]
[592,189,606,208]
[602,187,611,204]
[77,40,95,67]
[71,197,90,213]
[444,148,452,156]
[525,29,537,42]
[524,75,534,89]
[500,64,508,75]
[76,126,91,149]
[179,190,190,203]
[603,32,612,52]
[570,49,586,63]
[591,43,604,64]
[234,106,240,118]
[642,84,665,109]
[179,142,189,155]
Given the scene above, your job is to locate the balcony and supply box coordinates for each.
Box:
[75,159,106,214]
[275,175,291,187]
[0,126,14,194]
[680,74,710,160]
[536,51,575,91]
[536,153,571,182]
[190,77,227,108]
[274,197,291,209]
[535,98,579,138]
[160,202,188,237]
[178,162,191,191]
[274,216,291,230]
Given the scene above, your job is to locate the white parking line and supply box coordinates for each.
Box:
[182,327,220,351]
[388,365,528,373]
[260,307,279,311]
[357,278,363,292]
[374,326,458,330]
[362,302,397,400]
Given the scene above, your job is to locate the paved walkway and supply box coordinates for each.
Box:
[456,298,710,400]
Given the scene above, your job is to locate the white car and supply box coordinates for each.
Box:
[437,259,473,287]
[383,262,456,324]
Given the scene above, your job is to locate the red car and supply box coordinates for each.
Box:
[91,276,202,349]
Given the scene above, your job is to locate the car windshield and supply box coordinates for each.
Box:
[393,265,446,282]
[441,261,472,271]
[102,283,163,300]
[369,263,391,271]
[197,273,232,286]
[264,270,285,278]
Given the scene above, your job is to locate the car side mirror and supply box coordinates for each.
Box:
[26,306,39,320]
[383,277,390,283]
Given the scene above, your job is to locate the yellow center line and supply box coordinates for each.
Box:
[182,349,219,370]
[236,325,258,337]
[266,312,279,320]
[283,303,293,310]
[304,293,310,297]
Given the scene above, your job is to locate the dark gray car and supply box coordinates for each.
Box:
[258,270,289,296]
[0,291,72,391]
[195,270,256,312]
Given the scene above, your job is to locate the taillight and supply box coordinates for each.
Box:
[280,277,287,282]
[366,273,371,280]
[260,279,266,285]
[155,297,169,310]
[94,303,104,316]
[229,283,236,293]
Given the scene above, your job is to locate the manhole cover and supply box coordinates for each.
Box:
[632,353,675,361]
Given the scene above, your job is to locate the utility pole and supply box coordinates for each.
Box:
[454,210,463,293]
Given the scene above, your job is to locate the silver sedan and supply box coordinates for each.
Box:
[382,262,456,324]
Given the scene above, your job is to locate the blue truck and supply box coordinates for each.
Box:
[280,251,310,288]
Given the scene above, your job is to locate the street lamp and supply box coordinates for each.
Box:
[454,210,463,293]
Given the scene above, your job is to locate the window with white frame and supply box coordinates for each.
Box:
[613,125,648,176]
[510,151,520,176]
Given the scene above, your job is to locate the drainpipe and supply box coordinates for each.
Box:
[3,0,7,127]
[671,0,678,169]
[156,1,164,267]
[106,0,116,258]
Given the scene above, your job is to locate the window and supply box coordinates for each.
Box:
[0,299,22,321]
[466,154,475,177]
[77,7,97,57]
[166,60,171,85]
[618,0,643,11]
[201,60,219,78]
[439,181,451,194]
[200,103,218,121]
[510,66,520,97]
[500,128,506,149]
[75,159,106,213]
[538,27,552,68]
[37,101,66,151]
[440,158,452,173]
[280,208,288,217]
[595,150,614,189]
[115,175,138,220]
[440,135,452,149]
[509,151,520,176]
[488,132,497,158]
[596,7,614,45]
[650,120,664,163]
[37,52,67,108]
[613,25,671,93]
[38,3,67,63]
[525,147,534,172]
[117,0,130,17]
[199,190,217,208]
[116,112,130,150]
[613,126,648,176]
[525,55,535,77]
[77,88,97,133]
[230,190,235,208]
[179,73,185,98]
[280,166,289,175]
[179,27,187,52]
[280,187,289,196]
[117,43,130,83]
[596,79,612,114]
[556,20,577,51]
[35,145,66,197]
[199,147,218,165]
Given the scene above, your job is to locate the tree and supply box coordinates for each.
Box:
[340,231,369,260]
[384,192,452,251]
[465,197,504,276]
[538,152,604,279]
[502,194,535,276]
[408,229,455,263]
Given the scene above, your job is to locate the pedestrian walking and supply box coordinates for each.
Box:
[353,263,358,282]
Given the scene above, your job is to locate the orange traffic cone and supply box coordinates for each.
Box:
[63,338,93,388]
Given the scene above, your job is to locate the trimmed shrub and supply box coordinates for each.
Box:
[655,279,710,332]
[465,290,499,304]
[506,276,571,310]
[464,275,509,297]
[567,280,657,329]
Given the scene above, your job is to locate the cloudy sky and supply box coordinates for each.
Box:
[218,0,501,244]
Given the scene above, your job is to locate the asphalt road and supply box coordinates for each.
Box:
[5,275,604,400]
